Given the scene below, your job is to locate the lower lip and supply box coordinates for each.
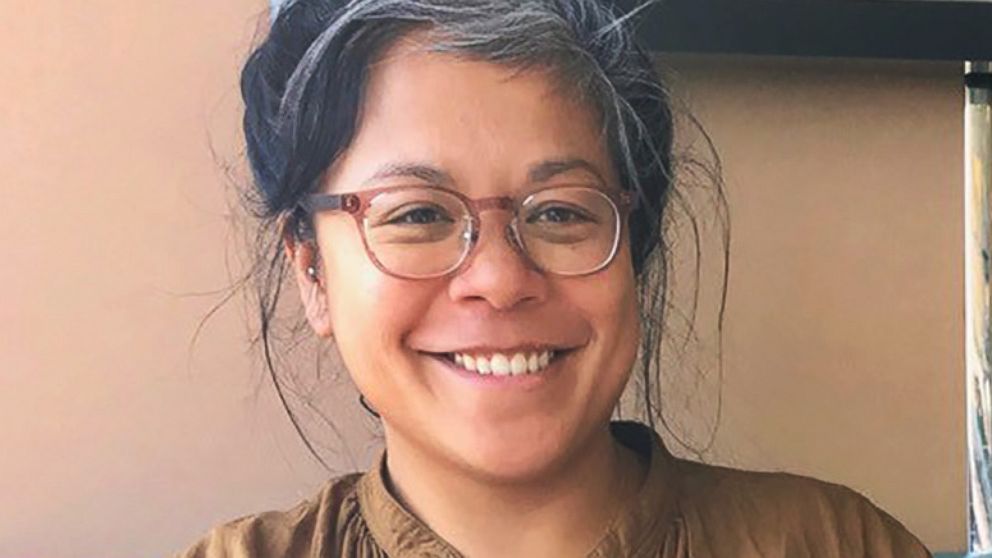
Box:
[425,352,571,389]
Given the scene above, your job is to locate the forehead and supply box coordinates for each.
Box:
[322,35,616,194]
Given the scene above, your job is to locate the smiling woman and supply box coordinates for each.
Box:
[175,1,933,556]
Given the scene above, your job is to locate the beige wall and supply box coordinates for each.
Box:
[0,2,964,555]
[659,54,964,552]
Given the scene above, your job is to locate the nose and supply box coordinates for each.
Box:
[447,214,547,311]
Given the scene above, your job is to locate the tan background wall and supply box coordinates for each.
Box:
[0,1,964,556]
[657,54,964,553]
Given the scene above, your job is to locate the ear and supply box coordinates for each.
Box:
[283,221,334,339]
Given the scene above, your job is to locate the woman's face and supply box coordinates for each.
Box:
[299,38,640,481]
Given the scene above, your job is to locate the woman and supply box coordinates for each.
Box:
[178,0,932,556]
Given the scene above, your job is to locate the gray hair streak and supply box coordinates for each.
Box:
[277,0,671,240]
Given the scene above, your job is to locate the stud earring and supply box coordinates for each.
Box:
[306,265,319,281]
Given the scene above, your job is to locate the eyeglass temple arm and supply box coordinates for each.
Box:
[301,193,360,214]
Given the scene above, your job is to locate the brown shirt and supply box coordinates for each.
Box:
[175,422,932,557]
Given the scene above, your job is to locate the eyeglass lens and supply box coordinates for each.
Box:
[361,186,620,278]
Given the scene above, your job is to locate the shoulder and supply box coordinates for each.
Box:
[173,473,365,558]
[673,458,932,557]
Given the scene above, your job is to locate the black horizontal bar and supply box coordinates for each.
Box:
[625,0,992,61]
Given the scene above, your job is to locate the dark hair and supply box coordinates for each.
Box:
[220,0,728,468]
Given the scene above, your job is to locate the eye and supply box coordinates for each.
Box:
[384,205,454,225]
[526,204,594,225]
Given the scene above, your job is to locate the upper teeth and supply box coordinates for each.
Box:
[453,350,555,376]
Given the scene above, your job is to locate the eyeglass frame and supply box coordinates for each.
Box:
[295,184,636,280]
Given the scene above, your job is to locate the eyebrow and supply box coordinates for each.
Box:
[527,158,606,185]
[362,157,607,188]
[363,163,454,187]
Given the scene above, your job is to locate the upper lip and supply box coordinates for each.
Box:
[420,344,578,355]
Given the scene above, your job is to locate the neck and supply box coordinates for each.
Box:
[381,423,647,558]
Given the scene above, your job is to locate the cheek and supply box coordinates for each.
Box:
[579,244,641,386]
[317,221,434,392]
[590,243,640,339]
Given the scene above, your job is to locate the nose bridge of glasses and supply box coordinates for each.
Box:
[467,196,519,239]
[462,196,533,266]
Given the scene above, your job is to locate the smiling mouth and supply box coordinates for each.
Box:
[426,347,575,377]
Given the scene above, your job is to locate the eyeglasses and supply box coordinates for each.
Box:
[299,184,633,280]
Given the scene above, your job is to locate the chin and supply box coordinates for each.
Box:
[448,417,578,483]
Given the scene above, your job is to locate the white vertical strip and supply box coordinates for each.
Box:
[966,60,992,555]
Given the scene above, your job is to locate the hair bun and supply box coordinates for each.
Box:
[240,0,341,211]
